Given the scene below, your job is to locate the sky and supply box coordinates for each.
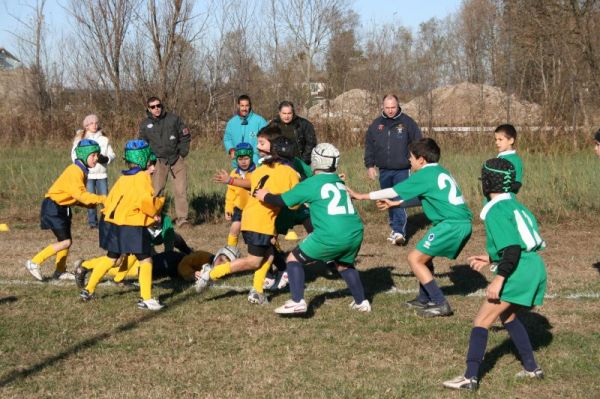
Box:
[0,0,463,60]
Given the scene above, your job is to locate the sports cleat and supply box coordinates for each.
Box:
[74,260,90,289]
[515,368,544,379]
[137,298,164,311]
[52,270,75,281]
[276,271,289,290]
[194,264,212,293]
[349,299,372,312]
[263,276,277,290]
[404,297,433,309]
[443,375,479,391]
[387,231,406,246]
[25,260,43,281]
[247,288,269,305]
[80,289,95,302]
[274,299,307,315]
[417,301,454,317]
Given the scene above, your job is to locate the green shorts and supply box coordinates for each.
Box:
[416,221,471,259]
[299,231,363,265]
[500,252,547,307]
[275,205,310,234]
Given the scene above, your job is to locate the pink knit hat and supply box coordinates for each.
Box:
[82,114,99,129]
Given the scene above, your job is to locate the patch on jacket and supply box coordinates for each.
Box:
[396,124,405,133]
[147,123,153,128]
[182,128,190,136]
[169,135,176,140]
[377,124,384,131]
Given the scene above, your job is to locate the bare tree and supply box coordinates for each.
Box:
[68,0,138,111]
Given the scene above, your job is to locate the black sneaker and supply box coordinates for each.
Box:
[443,375,479,391]
[404,297,433,309]
[417,301,454,317]
[80,289,95,302]
[74,260,90,289]
[515,368,544,379]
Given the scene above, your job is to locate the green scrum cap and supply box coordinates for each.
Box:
[75,139,101,167]
[124,139,156,170]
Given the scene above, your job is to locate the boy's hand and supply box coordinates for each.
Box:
[214,169,230,184]
[225,212,232,221]
[486,276,505,301]
[253,188,270,201]
[376,199,402,209]
[467,255,491,272]
[346,186,365,200]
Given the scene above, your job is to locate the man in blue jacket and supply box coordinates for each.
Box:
[223,94,267,166]
[364,94,422,245]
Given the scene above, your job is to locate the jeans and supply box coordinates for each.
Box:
[378,168,409,236]
[86,178,108,227]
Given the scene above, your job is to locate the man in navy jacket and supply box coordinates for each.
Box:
[364,94,422,245]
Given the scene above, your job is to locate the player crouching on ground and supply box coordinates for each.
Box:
[349,138,472,317]
[254,143,370,315]
[443,158,547,391]
[195,126,301,305]
[26,139,106,281]
[79,140,166,311]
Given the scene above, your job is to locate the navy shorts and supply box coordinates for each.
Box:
[100,220,153,256]
[242,231,273,257]
[40,198,72,240]
[231,207,242,222]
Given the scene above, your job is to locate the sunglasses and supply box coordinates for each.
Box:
[148,104,162,109]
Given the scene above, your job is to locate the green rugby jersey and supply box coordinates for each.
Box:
[498,150,523,185]
[282,173,363,239]
[480,193,545,262]
[392,163,472,225]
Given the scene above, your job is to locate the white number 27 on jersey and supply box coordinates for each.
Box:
[321,183,356,215]
[437,173,465,205]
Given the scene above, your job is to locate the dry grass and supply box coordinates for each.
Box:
[0,215,599,398]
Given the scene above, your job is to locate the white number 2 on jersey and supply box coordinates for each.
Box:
[321,183,356,215]
[437,173,465,205]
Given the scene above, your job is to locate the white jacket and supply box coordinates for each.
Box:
[71,130,116,180]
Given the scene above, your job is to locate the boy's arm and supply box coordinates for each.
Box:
[487,245,522,300]
[66,168,106,206]
[140,195,166,218]
[214,169,251,189]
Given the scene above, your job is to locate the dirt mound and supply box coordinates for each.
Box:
[308,89,379,122]
[402,82,542,126]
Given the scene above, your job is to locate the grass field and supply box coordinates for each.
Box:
[0,142,599,398]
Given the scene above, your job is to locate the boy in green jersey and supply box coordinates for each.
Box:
[255,143,369,315]
[495,124,523,193]
[443,157,547,391]
[350,138,472,317]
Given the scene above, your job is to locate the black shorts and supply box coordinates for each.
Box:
[242,231,273,257]
[231,207,242,222]
[40,198,72,240]
[100,221,153,256]
[291,247,353,267]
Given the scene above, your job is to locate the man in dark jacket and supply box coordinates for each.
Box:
[271,100,317,164]
[364,94,422,245]
[139,96,191,227]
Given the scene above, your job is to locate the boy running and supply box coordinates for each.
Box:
[350,138,472,317]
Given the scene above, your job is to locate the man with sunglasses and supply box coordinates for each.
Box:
[139,96,191,228]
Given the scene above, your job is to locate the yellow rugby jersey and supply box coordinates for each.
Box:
[225,168,252,214]
[241,161,300,236]
[102,170,165,227]
[177,250,214,281]
[45,163,106,207]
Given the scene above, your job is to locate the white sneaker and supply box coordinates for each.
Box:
[515,368,544,379]
[443,375,479,391]
[276,271,289,290]
[387,232,406,246]
[263,276,276,290]
[274,299,307,314]
[194,263,212,293]
[349,299,372,312]
[137,298,164,311]
[52,271,76,281]
[25,260,43,281]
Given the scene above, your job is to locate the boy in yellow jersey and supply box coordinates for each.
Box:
[25,139,106,281]
[224,142,255,246]
[79,140,166,311]
[196,125,300,305]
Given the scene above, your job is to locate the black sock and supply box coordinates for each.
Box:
[423,280,445,304]
[339,268,366,304]
[287,261,305,302]
[504,317,538,371]
[465,327,488,379]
